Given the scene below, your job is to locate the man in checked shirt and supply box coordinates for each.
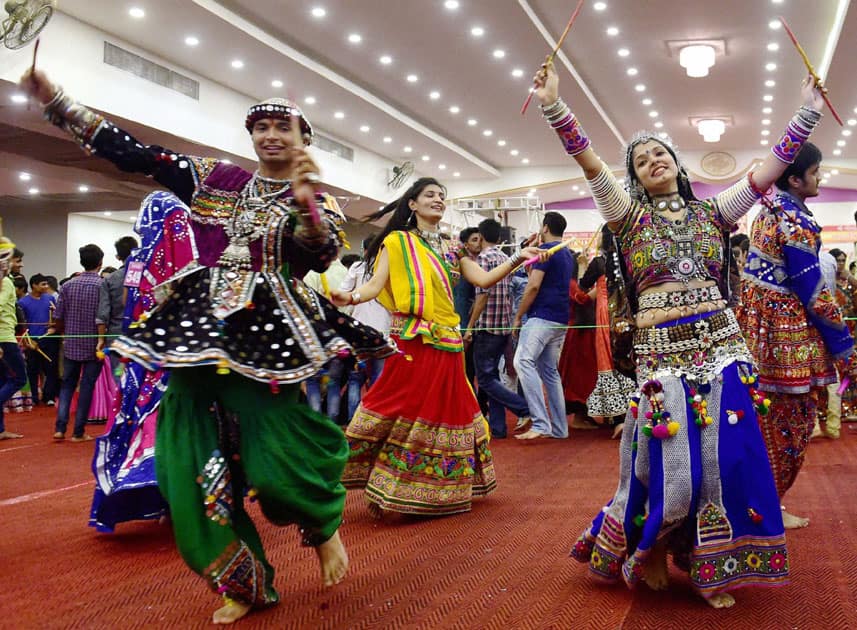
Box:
[50,244,104,441]
[465,219,530,439]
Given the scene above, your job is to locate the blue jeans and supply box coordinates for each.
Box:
[55,356,102,437]
[474,332,529,437]
[346,357,385,420]
[0,342,28,433]
[513,317,567,438]
[305,357,350,422]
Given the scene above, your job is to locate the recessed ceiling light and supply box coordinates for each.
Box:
[606,26,619,36]
[18,172,31,181]
[311,7,326,18]
[271,79,283,88]
[627,67,638,76]
[763,94,773,101]
[771,0,784,4]
[103,211,112,216]
[658,132,669,139]
[635,84,646,92]
[831,168,840,174]
[833,149,843,155]
[360,125,370,132]
[510,149,519,156]
[453,172,461,177]
[444,0,459,9]
[404,146,413,153]
[347,33,362,44]
[10,94,27,104]
[769,19,781,29]
[129,216,136,222]
[522,158,530,164]
[438,164,447,170]
[761,129,770,136]
[383,136,392,143]
[511,68,524,78]
[767,42,779,52]
[379,55,393,65]
[429,90,441,100]
[467,118,478,126]
[654,121,664,128]
[334,111,345,119]
[760,140,768,146]
[497,139,507,146]
[594,1,607,10]
[843,129,853,136]
[471,26,485,37]
[837,139,847,146]
[406,74,419,83]
[762,119,771,125]
[483,129,493,136]
[765,62,777,71]
[649,111,658,118]
[765,79,776,87]
[78,185,89,192]
[304,96,316,105]
[449,105,460,114]
[763,106,773,114]
[493,49,506,59]
[231,59,244,69]
[617,48,630,57]
[421,155,430,161]
[185,36,199,46]
[572,185,579,191]
[848,118,857,126]
[642,98,652,106]
[28,187,39,195]
[128,7,145,19]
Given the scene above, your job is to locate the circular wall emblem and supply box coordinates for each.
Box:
[701,151,737,177]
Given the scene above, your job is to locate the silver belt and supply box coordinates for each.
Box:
[637,285,722,310]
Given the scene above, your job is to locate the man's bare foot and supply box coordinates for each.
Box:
[212,598,252,624]
[316,529,348,586]
[643,541,669,591]
[706,592,736,609]
[782,510,810,529]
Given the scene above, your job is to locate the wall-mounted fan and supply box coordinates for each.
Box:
[387,160,414,189]
[2,0,54,50]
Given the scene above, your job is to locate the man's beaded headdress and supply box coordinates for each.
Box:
[245,98,313,146]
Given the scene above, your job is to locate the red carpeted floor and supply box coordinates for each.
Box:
[2,407,856,629]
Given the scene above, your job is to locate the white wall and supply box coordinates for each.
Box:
[1,208,68,279]
[65,215,137,277]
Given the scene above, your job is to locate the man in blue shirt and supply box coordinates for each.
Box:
[514,212,576,439]
[18,273,58,405]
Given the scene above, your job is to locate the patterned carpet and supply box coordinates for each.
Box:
[2,408,856,629]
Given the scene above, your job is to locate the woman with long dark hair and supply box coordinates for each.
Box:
[330,177,539,516]
[532,59,826,608]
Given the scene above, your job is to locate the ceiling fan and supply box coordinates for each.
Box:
[387,160,414,190]
[2,0,55,50]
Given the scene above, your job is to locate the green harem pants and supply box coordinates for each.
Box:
[155,367,348,606]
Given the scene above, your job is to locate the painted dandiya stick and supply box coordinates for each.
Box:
[523,237,576,267]
[290,108,321,226]
[778,16,844,126]
[520,0,585,115]
[27,38,40,112]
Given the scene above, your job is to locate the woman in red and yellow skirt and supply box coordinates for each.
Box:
[331,178,539,516]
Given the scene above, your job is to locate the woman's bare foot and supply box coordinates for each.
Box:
[706,592,736,609]
[611,423,624,439]
[0,431,23,440]
[212,598,252,624]
[643,540,669,591]
[316,529,348,586]
[782,510,810,529]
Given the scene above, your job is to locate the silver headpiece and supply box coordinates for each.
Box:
[623,130,692,203]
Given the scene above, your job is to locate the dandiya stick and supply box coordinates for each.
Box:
[520,0,585,115]
[778,16,843,126]
[290,109,321,226]
[27,38,40,112]
[522,222,601,268]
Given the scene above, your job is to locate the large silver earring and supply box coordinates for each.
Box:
[408,210,415,225]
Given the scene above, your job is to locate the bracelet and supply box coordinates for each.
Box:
[508,253,523,268]
[541,97,590,156]
[771,106,822,164]
[350,291,361,305]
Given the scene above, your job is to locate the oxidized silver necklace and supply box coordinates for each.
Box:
[413,227,444,255]
[218,172,291,270]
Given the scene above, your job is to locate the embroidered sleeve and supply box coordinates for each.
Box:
[588,163,634,223]
[712,177,761,227]
[285,192,342,277]
[781,216,854,359]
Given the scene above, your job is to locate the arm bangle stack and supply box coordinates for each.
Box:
[540,97,591,156]
[42,87,105,149]
[771,106,822,164]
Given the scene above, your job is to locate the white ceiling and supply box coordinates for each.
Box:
[3,0,857,214]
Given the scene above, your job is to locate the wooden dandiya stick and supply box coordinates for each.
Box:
[27,38,40,112]
[778,16,843,126]
[520,0,585,115]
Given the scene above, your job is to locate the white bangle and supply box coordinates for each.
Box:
[350,291,361,305]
